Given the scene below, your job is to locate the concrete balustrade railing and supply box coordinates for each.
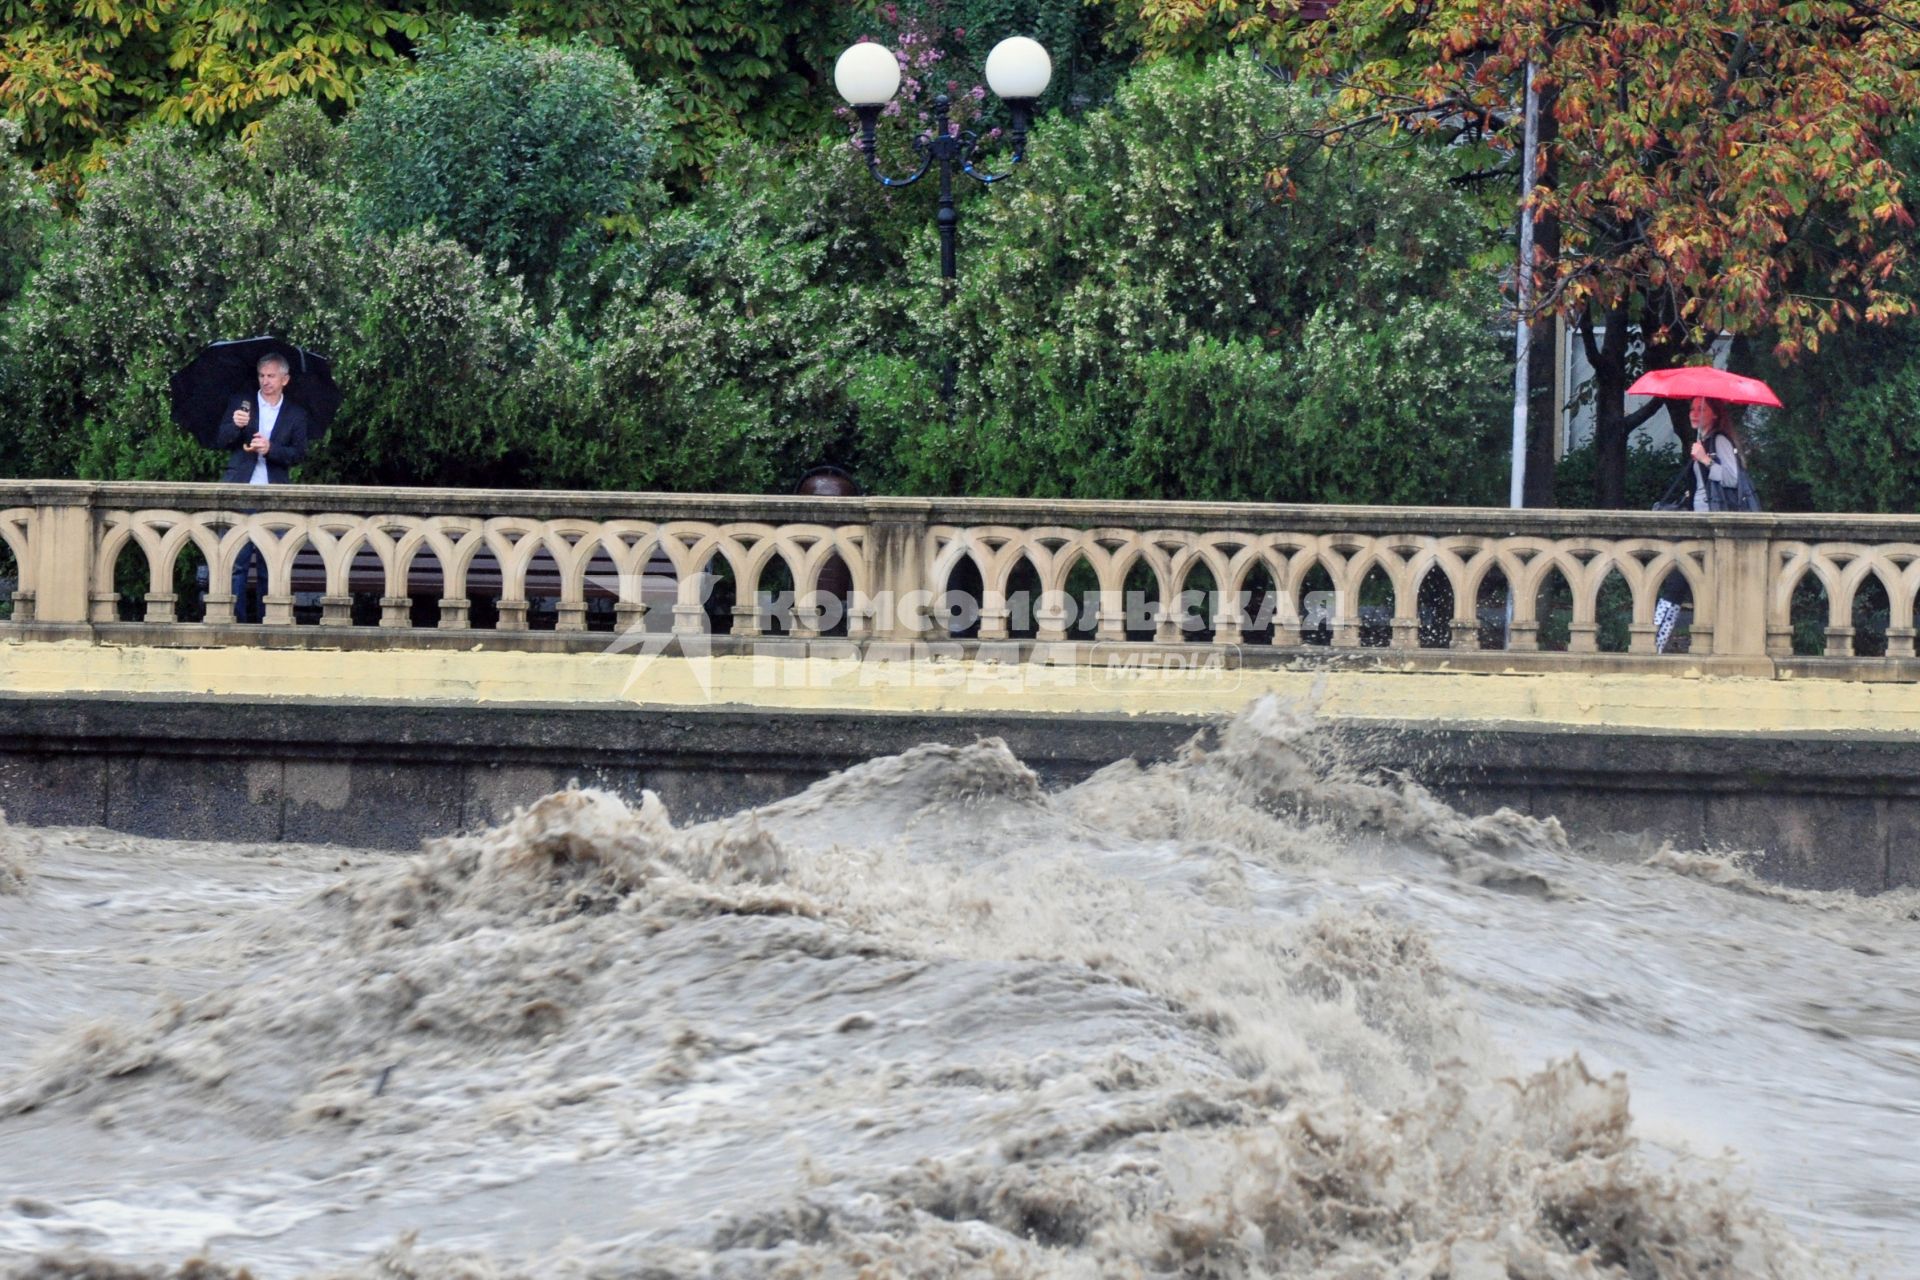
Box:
[4,480,1920,675]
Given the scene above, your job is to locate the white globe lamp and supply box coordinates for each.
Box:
[834,42,901,107]
[984,36,1052,103]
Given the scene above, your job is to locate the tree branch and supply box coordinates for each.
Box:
[1624,397,1667,430]
[1711,34,1756,112]
[1448,163,1519,187]
[1841,0,1920,35]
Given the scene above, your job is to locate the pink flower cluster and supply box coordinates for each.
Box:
[837,2,1025,161]
[866,1,992,133]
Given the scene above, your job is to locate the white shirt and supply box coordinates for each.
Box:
[248,396,283,486]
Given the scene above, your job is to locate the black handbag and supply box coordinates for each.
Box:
[1651,466,1692,512]
[1703,445,1763,512]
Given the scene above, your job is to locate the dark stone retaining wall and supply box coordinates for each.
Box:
[1,693,1913,892]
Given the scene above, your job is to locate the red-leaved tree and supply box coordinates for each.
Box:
[1169,0,1920,505]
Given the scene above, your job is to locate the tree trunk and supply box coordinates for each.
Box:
[1585,289,1691,506]
[1524,325,1560,507]
[1585,302,1633,508]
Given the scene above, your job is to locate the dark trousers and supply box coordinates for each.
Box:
[231,498,265,624]
[232,541,265,623]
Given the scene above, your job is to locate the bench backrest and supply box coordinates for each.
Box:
[287,545,675,601]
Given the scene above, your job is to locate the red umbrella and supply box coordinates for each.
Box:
[1625,366,1783,408]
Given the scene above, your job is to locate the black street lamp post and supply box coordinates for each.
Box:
[834,36,1053,293]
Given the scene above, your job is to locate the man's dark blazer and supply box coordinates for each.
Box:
[215,393,311,484]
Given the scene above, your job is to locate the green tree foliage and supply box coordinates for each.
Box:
[563,137,928,493]
[1,35,1509,508]
[490,0,873,186]
[0,102,355,481]
[1092,0,1263,62]
[1745,316,1920,513]
[346,20,663,304]
[308,227,547,488]
[0,121,55,308]
[1740,122,1920,514]
[0,81,892,493]
[849,55,1510,503]
[0,0,429,196]
[0,1,870,196]
[1553,436,1684,513]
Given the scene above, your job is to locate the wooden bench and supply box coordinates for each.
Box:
[241,545,842,633]
[284,545,630,600]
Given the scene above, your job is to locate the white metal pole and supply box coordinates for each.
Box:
[1509,61,1539,510]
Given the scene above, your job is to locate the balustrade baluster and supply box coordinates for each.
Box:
[1212,603,1244,646]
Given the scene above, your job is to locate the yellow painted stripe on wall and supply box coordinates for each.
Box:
[3,640,1918,735]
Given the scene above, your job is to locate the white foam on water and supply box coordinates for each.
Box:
[1,696,1914,1278]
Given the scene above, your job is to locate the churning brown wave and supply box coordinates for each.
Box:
[2,698,1916,1279]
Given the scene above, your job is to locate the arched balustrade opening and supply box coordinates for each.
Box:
[1005,558,1043,641]
[938,554,985,640]
[1791,574,1830,655]
[1177,561,1219,644]
[1595,567,1633,653]
[281,552,314,623]
[1417,567,1453,649]
[170,541,209,624]
[1299,562,1336,646]
[1852,574,1891,657]
[755,555,796,637]
[1534,567,1573,652]
[1239,561,1280,646]
[408,548,445,629]
[112,540,152,623]
[523,546,563,631]
[814,552,853,639]
[466,547,502,631]
[1120,558,1160,643]
[1476,569,1510,650]
[1061,558,1101,641]
[699,553,737,635]
[1357,564,1394,647]
[1655,569,1694,654]
[582,544,622,634]
[0,540,15,622]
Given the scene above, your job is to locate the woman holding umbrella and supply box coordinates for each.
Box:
[1626,365,1774,514]
[1627,366,1774,652]
[1687,395,1746,512]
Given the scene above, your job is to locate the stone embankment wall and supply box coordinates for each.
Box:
[2,692,1913,892]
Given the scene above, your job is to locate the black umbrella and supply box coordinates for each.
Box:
[169,336,339,448]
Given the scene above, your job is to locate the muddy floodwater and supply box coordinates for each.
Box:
[2,698,1917,1278]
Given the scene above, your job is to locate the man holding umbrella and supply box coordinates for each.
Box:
[217,353,310,623]
[217,353,311,485]
[171,337,335,624]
